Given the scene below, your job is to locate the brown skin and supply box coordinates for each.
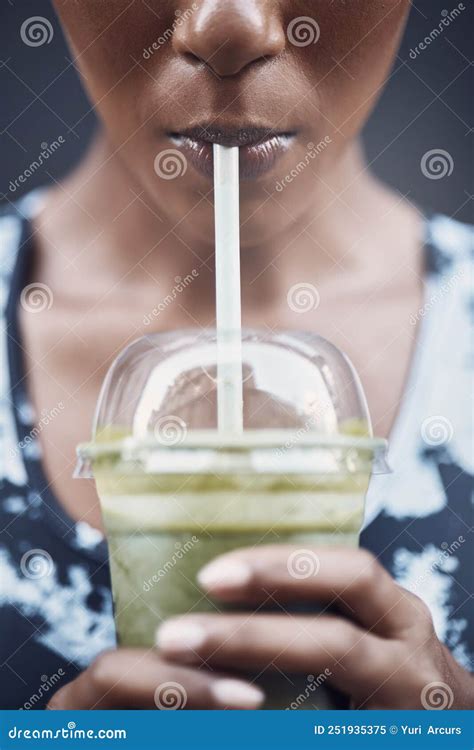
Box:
[48,548,473,709]
[53,0,410,242]
[17,0,471,708]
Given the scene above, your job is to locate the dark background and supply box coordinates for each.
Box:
[1,0,472,221]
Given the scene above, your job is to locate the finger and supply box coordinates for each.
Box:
[157,613,390,695]
[47,649,264,710]
[196,546,424,635]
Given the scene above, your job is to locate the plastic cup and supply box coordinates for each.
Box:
[76,329,388,710]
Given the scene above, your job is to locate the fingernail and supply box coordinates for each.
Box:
[197,560,251,590]
[211,679,265,709]
[156,620,206,656]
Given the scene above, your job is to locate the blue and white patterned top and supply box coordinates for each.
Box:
[0,193,472,708]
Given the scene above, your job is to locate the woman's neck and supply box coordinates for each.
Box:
[33,133,423,313]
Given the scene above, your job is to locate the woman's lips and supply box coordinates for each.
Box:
[169,126,296,180]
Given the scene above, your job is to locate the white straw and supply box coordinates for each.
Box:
[213,144,244,434]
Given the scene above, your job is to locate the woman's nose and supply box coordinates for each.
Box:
[173,0,285,77]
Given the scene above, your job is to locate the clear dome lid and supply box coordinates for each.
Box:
[76,329,388,477]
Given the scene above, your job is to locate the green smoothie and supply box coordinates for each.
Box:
[85,431,378,710]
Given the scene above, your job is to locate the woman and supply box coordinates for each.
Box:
[1,0,472,709]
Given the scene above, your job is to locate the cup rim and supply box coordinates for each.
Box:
[77,429,388,459]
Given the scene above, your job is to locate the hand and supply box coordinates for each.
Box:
[47,650,264,710]
[156,546,474,709]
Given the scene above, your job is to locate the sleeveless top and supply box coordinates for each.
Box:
[0,192,472,708]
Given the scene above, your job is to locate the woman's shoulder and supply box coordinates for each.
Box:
[0,190,47,225]
[425,213,473,276]
[422,213,472,352]
[0,191,47,290]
